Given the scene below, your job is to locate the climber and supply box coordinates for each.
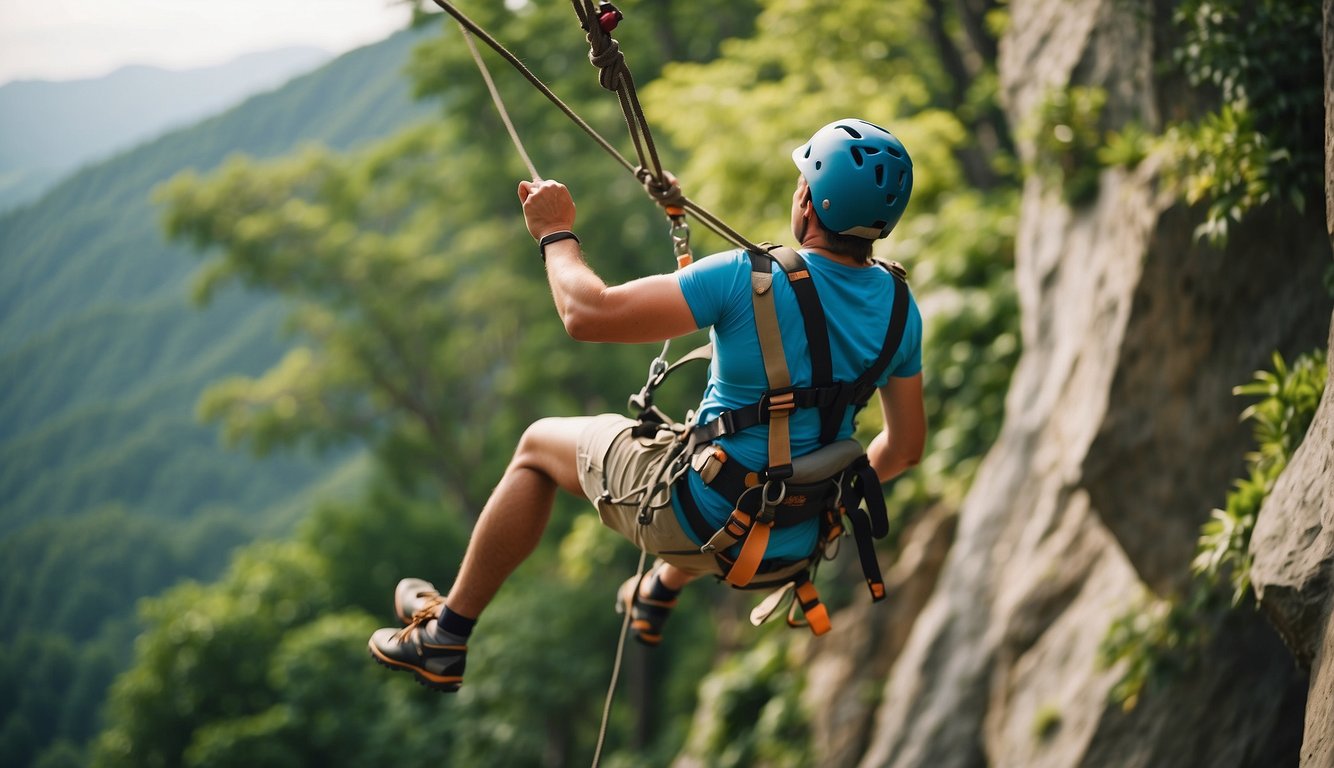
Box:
[368,118,926,692]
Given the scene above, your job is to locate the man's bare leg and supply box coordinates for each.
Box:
[445,416,593,618]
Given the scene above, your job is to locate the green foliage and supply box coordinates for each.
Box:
[1020,81,1151,206]
[886,189,1019,513]
[1100,349,1327,709]
[0,506,255,766]
[0,28,434,535]
[678,637,811,768]
[1166,0,1323,243]
[0,31,438,765]
[1028,86,1108,206]
[1097,586,1220,712]
[1194,350,1328,604]
[1162,106,1277,244]
[1031,703,1062,742]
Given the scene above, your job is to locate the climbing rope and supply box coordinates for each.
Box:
[458,25,540,182]
[428,0,762,254]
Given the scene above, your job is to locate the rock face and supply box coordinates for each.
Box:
[1250,321,1334,766]
[803,0,1334,766]
[1247,5,1334,766]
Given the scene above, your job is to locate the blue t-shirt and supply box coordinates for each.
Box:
[673,249,923,561]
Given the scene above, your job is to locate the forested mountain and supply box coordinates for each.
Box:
[0,26,432,766]
[0,26,433,531]
[4,1,1329,767]
[0,46,333,212]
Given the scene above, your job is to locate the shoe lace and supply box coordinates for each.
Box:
[395,595,447,643]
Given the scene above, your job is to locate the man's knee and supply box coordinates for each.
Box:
[512,417,586,487]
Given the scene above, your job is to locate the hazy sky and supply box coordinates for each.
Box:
[0,0,417,85]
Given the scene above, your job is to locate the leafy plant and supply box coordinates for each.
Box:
[1162,106,1278,244]
[1100,349,1327,709]
[1029,86,1107,206]
[678,637,811,768]
[1167,0,1323,243]
[1097,586,1220,712]
[1194,350,1328,603]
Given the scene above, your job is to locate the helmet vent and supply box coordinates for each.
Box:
[886,194,897,205]
[874,164,885,186]
[850,147,864,166]
[836,125,863,139]
[897,170,907,189]
[885,145,904,159]
[814,160,823,170]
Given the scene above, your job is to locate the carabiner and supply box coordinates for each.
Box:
[669,214,693,268]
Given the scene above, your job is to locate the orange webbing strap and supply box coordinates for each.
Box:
[724,519,771,588]
[788,579,831,636]
[703,509,752,553]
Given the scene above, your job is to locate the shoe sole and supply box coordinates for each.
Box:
[367,639,463,693]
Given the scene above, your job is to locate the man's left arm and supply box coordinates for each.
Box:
[519,179,698,343]
[866,373,926,482]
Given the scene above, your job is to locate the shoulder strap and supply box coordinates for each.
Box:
[748,249,795,480]
[849,268,910,405]
[766,246,834,397]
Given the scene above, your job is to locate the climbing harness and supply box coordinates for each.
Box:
[643,245,911,635]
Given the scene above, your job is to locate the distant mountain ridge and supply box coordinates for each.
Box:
[0,25,434,531]
[0,46,333,212]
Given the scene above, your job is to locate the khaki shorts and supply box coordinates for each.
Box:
[576,414,717,575]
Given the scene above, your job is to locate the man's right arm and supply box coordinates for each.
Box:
[866,373,926,482]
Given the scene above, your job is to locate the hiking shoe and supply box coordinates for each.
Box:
[395,577,445,625]
[615,566,677,647]
[368,616,466,693]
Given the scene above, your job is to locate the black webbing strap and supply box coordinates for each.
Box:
[843,499,887,602]
[844,265,911,412]
[702,465,834,527]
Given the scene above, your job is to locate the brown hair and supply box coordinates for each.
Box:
[814,215,875,263]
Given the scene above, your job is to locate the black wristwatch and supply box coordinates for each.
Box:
[538,230,580,261]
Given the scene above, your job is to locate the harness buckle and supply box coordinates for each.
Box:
[763,388,797,416]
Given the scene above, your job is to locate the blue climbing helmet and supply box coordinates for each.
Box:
[791,118,913,239]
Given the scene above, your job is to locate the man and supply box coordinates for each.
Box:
[368,118,926,692]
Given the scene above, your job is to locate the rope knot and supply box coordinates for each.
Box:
[585,30,627,91]
[636,166,686,211]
